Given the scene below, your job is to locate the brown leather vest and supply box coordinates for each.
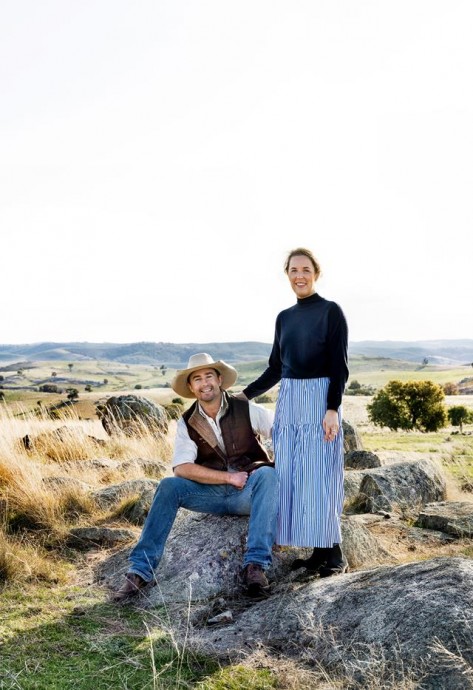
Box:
[182,393,273,473]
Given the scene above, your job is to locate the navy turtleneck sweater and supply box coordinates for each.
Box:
[243,293,349,410]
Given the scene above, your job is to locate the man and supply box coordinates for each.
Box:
[112,352,278,603]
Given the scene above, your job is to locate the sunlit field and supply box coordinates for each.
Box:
[1,359,472,688]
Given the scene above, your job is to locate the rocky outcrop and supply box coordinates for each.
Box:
[92,479,158,509]
[43,476,91,492]
[129,458,168,478]
[355,459,446,514]
[415,501,473,538]
[342,420,362,453]
[343,469,367,501]
[191,558,473,690]
[21,427,106,452]
[345,450,381,470]
[100,511,390,603]
[340,515,390,568]
[96,395,168,436]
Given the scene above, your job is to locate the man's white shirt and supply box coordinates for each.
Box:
[172,400,274,468]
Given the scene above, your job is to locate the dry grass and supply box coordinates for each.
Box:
[0,531,69,585]
[0,449,95,535]
[0,404,171,577]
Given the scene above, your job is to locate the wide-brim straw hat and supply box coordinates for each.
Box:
[171,352,238,399]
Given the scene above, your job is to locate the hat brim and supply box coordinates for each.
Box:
[171,360,238,398]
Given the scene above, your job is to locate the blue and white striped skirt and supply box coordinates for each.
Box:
[272,377,344,547]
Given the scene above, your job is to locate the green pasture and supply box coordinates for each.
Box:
[2,356,472,393]
[347,358,472,389]
[0,584,276,690]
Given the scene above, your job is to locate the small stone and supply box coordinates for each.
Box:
[207,610,234,625]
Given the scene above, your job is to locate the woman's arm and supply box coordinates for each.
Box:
[326,303,349,411]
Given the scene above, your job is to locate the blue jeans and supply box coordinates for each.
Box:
[128,466,279,582]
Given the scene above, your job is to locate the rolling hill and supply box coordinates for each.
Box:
[0,339,472,368]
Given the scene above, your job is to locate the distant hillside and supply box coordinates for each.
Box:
[0,339,471,367]
[348,340,473,365]
[0,342,272,367]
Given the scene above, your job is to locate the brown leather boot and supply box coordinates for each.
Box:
[242,563,270,599]
[111,573,149,603]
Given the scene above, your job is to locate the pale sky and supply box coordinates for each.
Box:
[1,1,472,345]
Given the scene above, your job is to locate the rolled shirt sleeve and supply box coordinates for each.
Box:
[248,401,274,439]
[172,418,198,468]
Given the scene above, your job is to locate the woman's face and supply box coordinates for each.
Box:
[287,254,318,299]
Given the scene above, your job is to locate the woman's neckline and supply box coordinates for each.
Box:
[296,292,321,306]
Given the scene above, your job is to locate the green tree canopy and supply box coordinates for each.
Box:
[66,387,79,401]
[447,405,473,433]
[367,380,447,432]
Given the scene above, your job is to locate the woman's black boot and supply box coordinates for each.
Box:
[319,544,348,577]
[290,547,329,572]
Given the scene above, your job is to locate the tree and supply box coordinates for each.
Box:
[0,391,5,401]
[134,384,142,390]
[448,405,472,433]
[84,385,92,392]
[160,364,167,376]
[51,371,57,377]
[422,357,429,366]
[368,380,447,432]
[66,388,79,401]
[0,375,4,381]
[68,363,73,372]
[103,378,109,385]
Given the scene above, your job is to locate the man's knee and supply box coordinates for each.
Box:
[253,465,279,489]
[154,476,181,500]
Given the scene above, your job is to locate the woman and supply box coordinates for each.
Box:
[241,247,349,576]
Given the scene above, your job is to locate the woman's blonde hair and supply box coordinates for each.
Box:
[284,247,321,276]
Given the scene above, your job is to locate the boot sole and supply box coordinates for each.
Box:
[245,583,271,600]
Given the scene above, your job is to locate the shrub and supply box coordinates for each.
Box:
[172,397,184,406]
[84,385,92,392]
[134,384,142,390]
[348,380,362,390]
[345,382,376,396]
[443,382,459,395]
[39,384,60,393]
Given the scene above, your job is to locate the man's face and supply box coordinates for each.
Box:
[187,367,222,403]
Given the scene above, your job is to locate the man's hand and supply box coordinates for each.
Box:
[226,471,249,489]
[323,409,340,442]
